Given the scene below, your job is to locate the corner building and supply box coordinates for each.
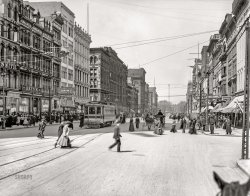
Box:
[90,47,128,114]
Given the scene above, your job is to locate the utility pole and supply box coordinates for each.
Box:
[242,21,250,159]
[205,71,209,132]
[168,84,170,103]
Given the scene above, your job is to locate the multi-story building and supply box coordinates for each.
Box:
[0,0,63,117]
[0,0,20,115]
[74,23,91,112]
[28,1,76,113]
[90,47,128,113]
[207,34,221,100]
[128,68,146,114]
[232,0,249,96]
[149,87,158,114]
[127,78,138,114]
[224,14,237,97]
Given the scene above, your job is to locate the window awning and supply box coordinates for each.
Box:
[221,95,244,113]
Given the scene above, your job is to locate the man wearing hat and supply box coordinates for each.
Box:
[109,119,122,152]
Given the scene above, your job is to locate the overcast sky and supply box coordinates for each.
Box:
[31,0,233,104]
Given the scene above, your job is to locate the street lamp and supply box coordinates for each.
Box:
[1,72,6,129]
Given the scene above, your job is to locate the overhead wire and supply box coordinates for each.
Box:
[108,30,217,47]
[139,40,209,66]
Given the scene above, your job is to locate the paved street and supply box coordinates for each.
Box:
[0,121,249,196]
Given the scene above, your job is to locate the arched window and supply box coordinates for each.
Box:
[0,22,4,37]
[90,56,94,64]
[8,4,12,18]
[6,45,11,61]
[13,48,18,62]
[14,7,18,21]
[7,24,11,40]
[0,44,4,61]
[93,56,98,64]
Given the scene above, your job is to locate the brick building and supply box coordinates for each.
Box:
[90,47,128,114]
[128,68,146,114]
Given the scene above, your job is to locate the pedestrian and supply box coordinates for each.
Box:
[37,119,47,139]
[57,122,73,148]
[226,117,232,135]
[79,114,84,128]
[135,115,140,129]
[54,122,68,148]
[16,114,20,126]
[182,118,187,133]
[209,115,215,134]
[170,119,177,133]
[129,117,135,132]
[109,119,122,152]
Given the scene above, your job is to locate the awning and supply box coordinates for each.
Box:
[201,106,214,113]
[221,95,244,113]
[212,103,222,113]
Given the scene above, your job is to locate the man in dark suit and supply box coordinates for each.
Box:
[109,119,122,152]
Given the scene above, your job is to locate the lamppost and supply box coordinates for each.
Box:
[1,72,6,129]
[205,71,210,132]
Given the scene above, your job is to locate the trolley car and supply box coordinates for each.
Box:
[84,102,116,128]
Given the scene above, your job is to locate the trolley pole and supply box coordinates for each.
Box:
[242,21,250,159]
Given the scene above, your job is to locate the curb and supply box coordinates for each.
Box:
[237,160,250,177]
[0,121,80,131]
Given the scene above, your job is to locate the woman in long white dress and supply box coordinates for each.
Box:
[57,123,73,148]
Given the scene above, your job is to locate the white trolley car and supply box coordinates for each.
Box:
[84,102,116,128]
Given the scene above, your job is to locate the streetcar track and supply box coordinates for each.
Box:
[0,134,85,151]
[0,133,104,181]
[0,134,97,167]
[0,135,93,158]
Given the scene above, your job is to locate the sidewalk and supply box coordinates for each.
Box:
[237,159,250,177]
[201,127,242,137]
[0,121,80,131]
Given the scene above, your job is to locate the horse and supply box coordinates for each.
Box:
[213,171,250,196]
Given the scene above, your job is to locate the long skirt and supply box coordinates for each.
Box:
[210,124,214,134]
[135,122,139,129]
[129,122,135,132]
[57,135,71,147]
[226,125,232,134]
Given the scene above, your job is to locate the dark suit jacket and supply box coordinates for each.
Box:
[113,126,121,139]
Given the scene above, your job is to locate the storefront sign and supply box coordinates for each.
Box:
[59,87,75,95]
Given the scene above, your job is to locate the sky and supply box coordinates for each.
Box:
[30,0,233,104]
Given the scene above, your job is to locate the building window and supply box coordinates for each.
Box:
[14,7,18,21]
[61,67,67,79]
[68,69,73,81]
[7,24,11,40]
[8,4,12,18]
[0,44,4,61]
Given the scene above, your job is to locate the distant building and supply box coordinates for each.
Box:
[149,87,158,114]
[127,78,139,114]
[128,68,146,114]
[74,23,91,112]
[90,47,128,113]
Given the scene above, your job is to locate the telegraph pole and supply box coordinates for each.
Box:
[242,21,250,159]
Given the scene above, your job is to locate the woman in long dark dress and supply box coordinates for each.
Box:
[129,117,135,132]
[226,117,232,135]
[135,116,140,129]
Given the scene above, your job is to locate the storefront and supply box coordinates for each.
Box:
[41,99,49,112]
[19,97,29,113]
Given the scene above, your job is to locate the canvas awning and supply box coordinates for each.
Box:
[201,106,214,113]
[221,95,244,113]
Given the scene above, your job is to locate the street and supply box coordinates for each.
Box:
[0,120,249,196]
